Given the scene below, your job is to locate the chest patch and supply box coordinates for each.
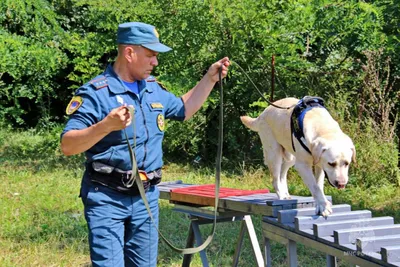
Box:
[157,114,165,131]
[151,103,164,109]
[116,95,124,105]
[66,96,83,115]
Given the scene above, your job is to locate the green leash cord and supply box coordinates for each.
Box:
[230,60,294,110]
[123,67,224,254]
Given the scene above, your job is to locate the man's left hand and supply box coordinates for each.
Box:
[207,57,230,83]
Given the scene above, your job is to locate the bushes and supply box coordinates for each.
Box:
[0,0,399,187]
[352,119,400,187]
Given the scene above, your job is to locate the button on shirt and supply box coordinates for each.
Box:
[61,64,186,172]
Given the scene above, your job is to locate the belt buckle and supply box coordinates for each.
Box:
[121,171,148,188]
[121,171,135,188]
[139,170,148,181]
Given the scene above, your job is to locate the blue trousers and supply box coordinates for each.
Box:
[81,182,159,267]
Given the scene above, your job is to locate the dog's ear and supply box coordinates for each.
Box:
[350,140,357,166]
[351,146,357,165]
[345,135,357,166]
[310,139,327,165]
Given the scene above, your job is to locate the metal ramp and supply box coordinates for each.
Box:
[263,200,400,266]
[158,181,400,266]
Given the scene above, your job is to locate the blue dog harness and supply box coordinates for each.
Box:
[290,96,326,154]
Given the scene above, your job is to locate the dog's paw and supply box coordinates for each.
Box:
[276,192,292,200]
[315,200,333,217]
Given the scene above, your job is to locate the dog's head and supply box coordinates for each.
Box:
[311,135,356,189]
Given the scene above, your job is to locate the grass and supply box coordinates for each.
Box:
[1,160,399,267]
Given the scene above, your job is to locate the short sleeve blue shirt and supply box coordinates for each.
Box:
[62,64,185,172]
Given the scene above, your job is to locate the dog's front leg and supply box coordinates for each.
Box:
[295,162,333,216]
[314,165,325,193]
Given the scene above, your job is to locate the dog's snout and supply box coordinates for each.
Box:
[335,180,346,190]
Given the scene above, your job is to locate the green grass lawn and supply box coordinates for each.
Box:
[1,162,399,267]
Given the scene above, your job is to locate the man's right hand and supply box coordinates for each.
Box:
[60,105,133,156]
[103,105,132,132]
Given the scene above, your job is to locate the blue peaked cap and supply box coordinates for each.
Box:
[117,22,172,53]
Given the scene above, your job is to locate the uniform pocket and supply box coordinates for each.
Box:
[91,147,115,166]
[146,102,165,133]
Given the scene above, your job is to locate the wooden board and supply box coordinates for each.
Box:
[170,184,270,206]
[159,181,332,216]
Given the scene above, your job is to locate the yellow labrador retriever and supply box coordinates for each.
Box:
[240,97,356,216]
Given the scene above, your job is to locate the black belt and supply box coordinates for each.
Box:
[88,166,162,196]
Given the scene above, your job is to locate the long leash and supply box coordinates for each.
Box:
[122,67,224,254]
[230,60,295,110]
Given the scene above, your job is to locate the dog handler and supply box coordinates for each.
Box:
[60,22,229,266]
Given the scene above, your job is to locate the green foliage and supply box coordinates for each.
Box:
[0,0,68,126]
[353,119,400,187]
[0,0,399,186]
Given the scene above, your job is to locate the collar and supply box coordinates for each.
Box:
[104,64,153,94]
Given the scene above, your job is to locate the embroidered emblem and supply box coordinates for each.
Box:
[66,96,83,115]
[154,28,159,38]
[116,95,124,105]
[157,114,165,131]
[151,103,164,109]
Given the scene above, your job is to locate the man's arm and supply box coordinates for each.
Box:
[181,57,230,120]
[61,106,132,156]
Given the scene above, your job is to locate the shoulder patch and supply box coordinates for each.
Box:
[146,76,156,82]
[89,76,108,90]
[156,81,169,91]
[66,96,83,115]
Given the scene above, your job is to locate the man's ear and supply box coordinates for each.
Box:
[125,46,137,62]
[310,139,327,165]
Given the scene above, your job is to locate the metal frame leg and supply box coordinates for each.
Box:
[326,254,337,267]
[244,215,265,267]
[232,215,265,267]
[232,220,246,266]
[287,240,297,267]
[191,220,209,267]
[264,237,272,267]
[182,222,195,267]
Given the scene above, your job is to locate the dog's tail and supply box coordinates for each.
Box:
[240,116,260,132]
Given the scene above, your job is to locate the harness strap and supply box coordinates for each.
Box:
[290,96,325,155]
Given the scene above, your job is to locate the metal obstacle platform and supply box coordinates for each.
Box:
[158,181,400,267]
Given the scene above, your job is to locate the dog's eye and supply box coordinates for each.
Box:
[328,162,337,167]
[343,161,349,167]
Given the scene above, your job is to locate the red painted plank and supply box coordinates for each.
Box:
[171,184,269,198]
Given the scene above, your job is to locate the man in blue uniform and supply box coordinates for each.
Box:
[60,22,230,267]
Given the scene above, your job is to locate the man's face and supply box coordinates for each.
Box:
[128,46,159,81]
